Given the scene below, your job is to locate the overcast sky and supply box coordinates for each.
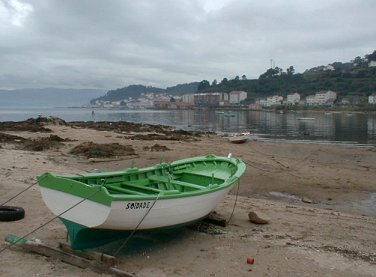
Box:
[0,0,375,90]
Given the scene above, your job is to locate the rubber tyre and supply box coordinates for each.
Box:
[0,206,25,222]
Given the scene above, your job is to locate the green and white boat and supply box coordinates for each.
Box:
[37,154,246,249]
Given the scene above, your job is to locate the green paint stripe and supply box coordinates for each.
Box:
[37,155,246,206]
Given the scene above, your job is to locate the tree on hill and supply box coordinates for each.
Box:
[259,67,282,79]
[287,66,295,75]
[366,50,376,61]
[198,80,210,91]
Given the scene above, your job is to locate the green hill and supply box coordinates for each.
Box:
[91,83,199,104]
[198,50,376,104]
[92,50,376,104]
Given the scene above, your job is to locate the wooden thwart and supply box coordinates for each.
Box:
[148,175,206,190]
[5,234,134,277]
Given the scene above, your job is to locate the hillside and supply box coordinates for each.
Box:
[91,83,199,104]
[92,50,376,104]
[198,50,376,102]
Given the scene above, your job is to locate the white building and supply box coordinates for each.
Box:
[286,93,300,105]
[182,94,195,104]
[369,61,376,67]
[369,93,376,104]
[229,91,247,104]
[305,95,316,106]
[306,90,337,106]
[258,95,283,107]
[268,95,283,106]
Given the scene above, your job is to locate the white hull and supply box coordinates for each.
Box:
[40,186,233,230]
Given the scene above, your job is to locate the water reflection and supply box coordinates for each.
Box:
[1,107,375,145]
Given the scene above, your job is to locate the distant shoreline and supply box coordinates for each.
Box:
[82,105,376,114]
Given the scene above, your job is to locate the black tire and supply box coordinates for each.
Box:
[0,206,25,222]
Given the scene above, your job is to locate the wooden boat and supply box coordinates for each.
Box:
[228,132,250,144]
[229,136,248,144]
[37,154,246,249]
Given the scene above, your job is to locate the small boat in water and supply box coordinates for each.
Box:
[224,112,236,117]
[297,117,315,121]
[37,154,246,249]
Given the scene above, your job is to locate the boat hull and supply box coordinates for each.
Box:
[37,154,246,249]
[41,185,233,231]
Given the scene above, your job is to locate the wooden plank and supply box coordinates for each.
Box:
[5,234,135,277]
[170,180,206,190]
[105,184,146,195]
[147,175,175,190]
[148,175,206,190]
[147,174,170,183]
[122,182,162,193]
[59,242,118,267]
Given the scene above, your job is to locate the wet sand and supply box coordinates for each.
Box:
[0,119,375,276]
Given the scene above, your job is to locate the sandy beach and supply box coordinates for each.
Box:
[0,118,375,276]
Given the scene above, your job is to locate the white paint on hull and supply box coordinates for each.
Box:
[41,186,233,230]
[99,186,232,230]
[40,187,110,227]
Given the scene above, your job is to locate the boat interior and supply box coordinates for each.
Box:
[73,160,237,196]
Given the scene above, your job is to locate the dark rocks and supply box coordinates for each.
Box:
[70,142,136,158]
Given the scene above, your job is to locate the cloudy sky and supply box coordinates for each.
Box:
[0,0,375,90]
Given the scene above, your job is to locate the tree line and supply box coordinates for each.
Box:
[198,50,376,103]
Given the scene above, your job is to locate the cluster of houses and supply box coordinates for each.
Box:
[89,89,376,110]
[89,92,171,109]
[154,91,247,109]
[255,90,376,108]
[254,90,337,108]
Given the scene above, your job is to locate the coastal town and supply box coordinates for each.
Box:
[88,89,376,110]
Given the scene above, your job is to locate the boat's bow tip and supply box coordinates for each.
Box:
[37,172,53,182]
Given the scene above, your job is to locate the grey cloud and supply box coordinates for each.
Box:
[0,0,375,89]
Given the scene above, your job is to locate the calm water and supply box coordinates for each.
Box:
[0,106,376,145]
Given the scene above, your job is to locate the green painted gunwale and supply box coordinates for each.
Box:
[37,154,246,207]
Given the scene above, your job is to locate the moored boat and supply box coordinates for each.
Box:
[224,112,236,117]
[297,117,315,120]
[37,154,246,249]
[228,132,250,144]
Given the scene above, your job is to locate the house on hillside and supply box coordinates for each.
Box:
[306,90,337,106]
[286,93,300,105]
[229,91,247,104]
[257,95,283,107]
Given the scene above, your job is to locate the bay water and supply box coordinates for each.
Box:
[0,106,375,146]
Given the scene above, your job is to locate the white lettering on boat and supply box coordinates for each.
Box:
[125,202,151,210]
